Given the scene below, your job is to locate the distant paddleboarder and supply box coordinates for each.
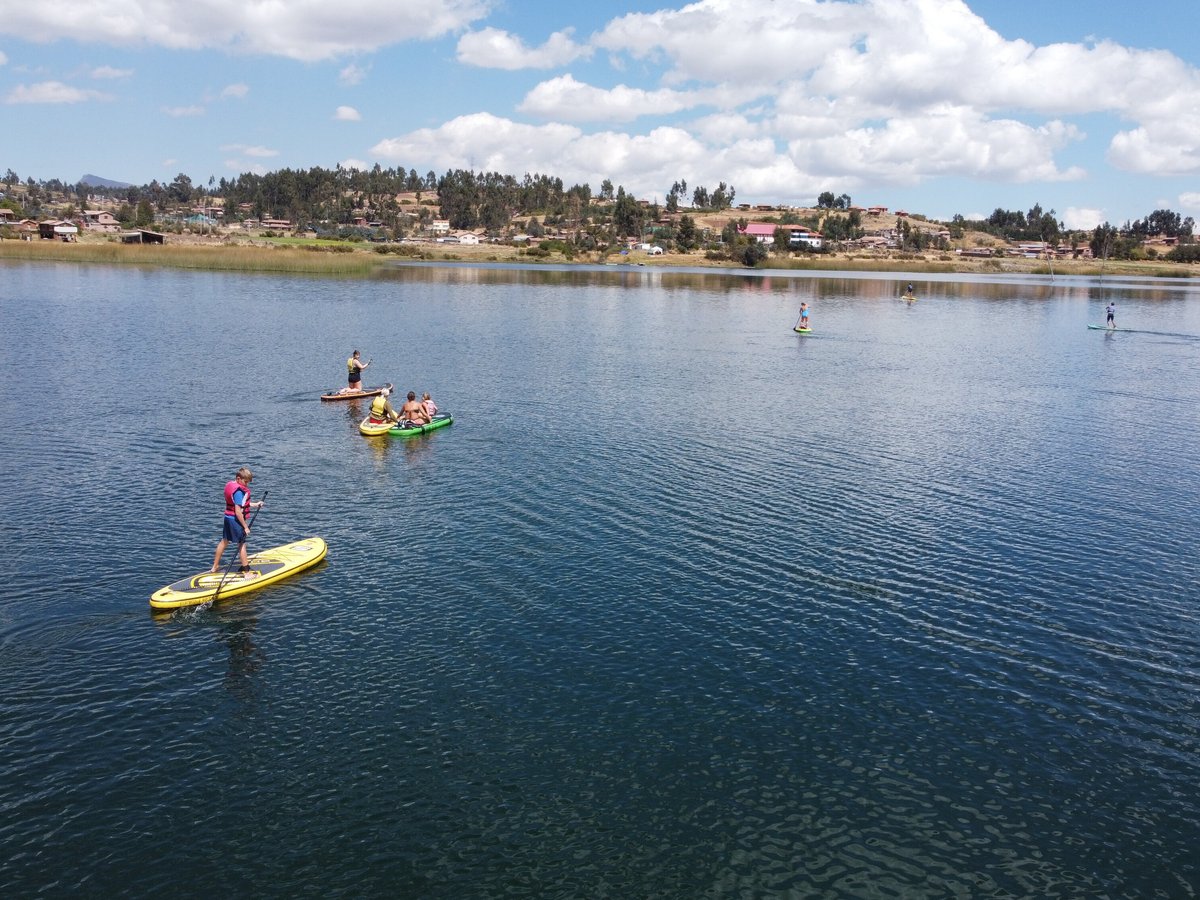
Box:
[1106,303,1116,329]
[799,302,810,329]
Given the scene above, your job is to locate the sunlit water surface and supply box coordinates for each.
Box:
[2,261,1199,897]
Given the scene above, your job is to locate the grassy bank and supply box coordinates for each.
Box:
[2,236,1196,280]
[0,240,389,276]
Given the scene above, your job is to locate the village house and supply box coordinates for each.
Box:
[1012,240,1050,258]
[738,222,777,244]
[786,226,824,249]
[81,210,120,232]
[429,219,450,235]
[38,219,79,240]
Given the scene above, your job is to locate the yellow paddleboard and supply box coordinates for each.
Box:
[359,415,394,436]
[150,537,327,609]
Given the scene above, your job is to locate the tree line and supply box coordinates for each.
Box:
[1,164,738,241]
[4,164,1197,262]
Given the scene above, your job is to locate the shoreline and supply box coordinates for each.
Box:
[2,234,1196,281]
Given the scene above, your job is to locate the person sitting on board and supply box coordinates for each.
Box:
[210,467,265,574]
[367,386,399,424]
[399,391,431,427]
[343,350,369,393]
[1106,303,1116,328]
[799,302,810,329]
[422,392,438,419]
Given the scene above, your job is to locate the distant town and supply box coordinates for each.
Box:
[2,166,1197,267]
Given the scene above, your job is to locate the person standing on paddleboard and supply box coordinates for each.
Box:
[799,302,810,329]
[211,467,265,574]
[1106,303,1116,329]
[344,350,369,393]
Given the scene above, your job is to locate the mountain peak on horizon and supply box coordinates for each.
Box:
[80,174,133,189]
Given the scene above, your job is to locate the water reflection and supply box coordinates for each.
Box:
[376,260,1200,303]
[218,609,264,699]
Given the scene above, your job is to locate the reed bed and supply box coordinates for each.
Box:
[2,237,1194,279]
[0,240,387,276]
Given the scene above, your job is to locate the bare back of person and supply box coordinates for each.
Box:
[400,392,430,424]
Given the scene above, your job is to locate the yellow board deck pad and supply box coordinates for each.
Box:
[150,537,327,609]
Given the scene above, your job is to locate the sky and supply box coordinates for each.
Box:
[1,0,1198,228]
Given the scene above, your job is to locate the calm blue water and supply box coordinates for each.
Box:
[2,260,1199,897]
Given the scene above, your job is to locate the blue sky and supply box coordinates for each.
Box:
[2,0,1198,228]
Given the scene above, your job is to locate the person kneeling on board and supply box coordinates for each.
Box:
[367,385,399,424]
[398,390,432,427]
[211,467,265,574]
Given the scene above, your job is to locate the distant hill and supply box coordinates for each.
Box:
[80,174,133,189]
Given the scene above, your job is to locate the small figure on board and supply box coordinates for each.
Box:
[343,350,370,393]
[903,283,915,302]
[1106,303,1116,329]
[211,467,265,574]
[422,392,438,419]
[400,390,431,427]
[367,386,399,424]
[799,302,810,329]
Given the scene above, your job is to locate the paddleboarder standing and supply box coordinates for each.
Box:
[1106,303,1116,329]
[799,302,810,329]
[211,467,265,574]
[344,350,369,392]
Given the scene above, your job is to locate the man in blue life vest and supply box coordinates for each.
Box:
[1106,303,1116,328]
[210,467,265,574]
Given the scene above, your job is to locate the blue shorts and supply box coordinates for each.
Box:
[222,516,245,543]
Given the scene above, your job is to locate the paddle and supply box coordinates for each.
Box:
[210,489,269,605]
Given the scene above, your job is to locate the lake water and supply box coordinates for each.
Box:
[2,260,1199,897]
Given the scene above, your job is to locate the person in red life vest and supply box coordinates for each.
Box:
[210,467,265,574]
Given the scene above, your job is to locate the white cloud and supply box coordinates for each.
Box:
[457,27,588,70]
[338,63,368,86]
[339,158,370,172]
[164,104,205,117]
[90,65,132,79]
[221,83,249,99]
[1108,115,1200,176]
[334,105,361,121]
[518,74,701,123]
[1179,193,1200,213]
[799,107,1086,185]
[5,81,111,104]
[221,143,279,158]
[1062,207,1105,230]
[572,0,1200,185]
[0,51,7,66]
[371,113,816,202]
[0,0,492,62]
